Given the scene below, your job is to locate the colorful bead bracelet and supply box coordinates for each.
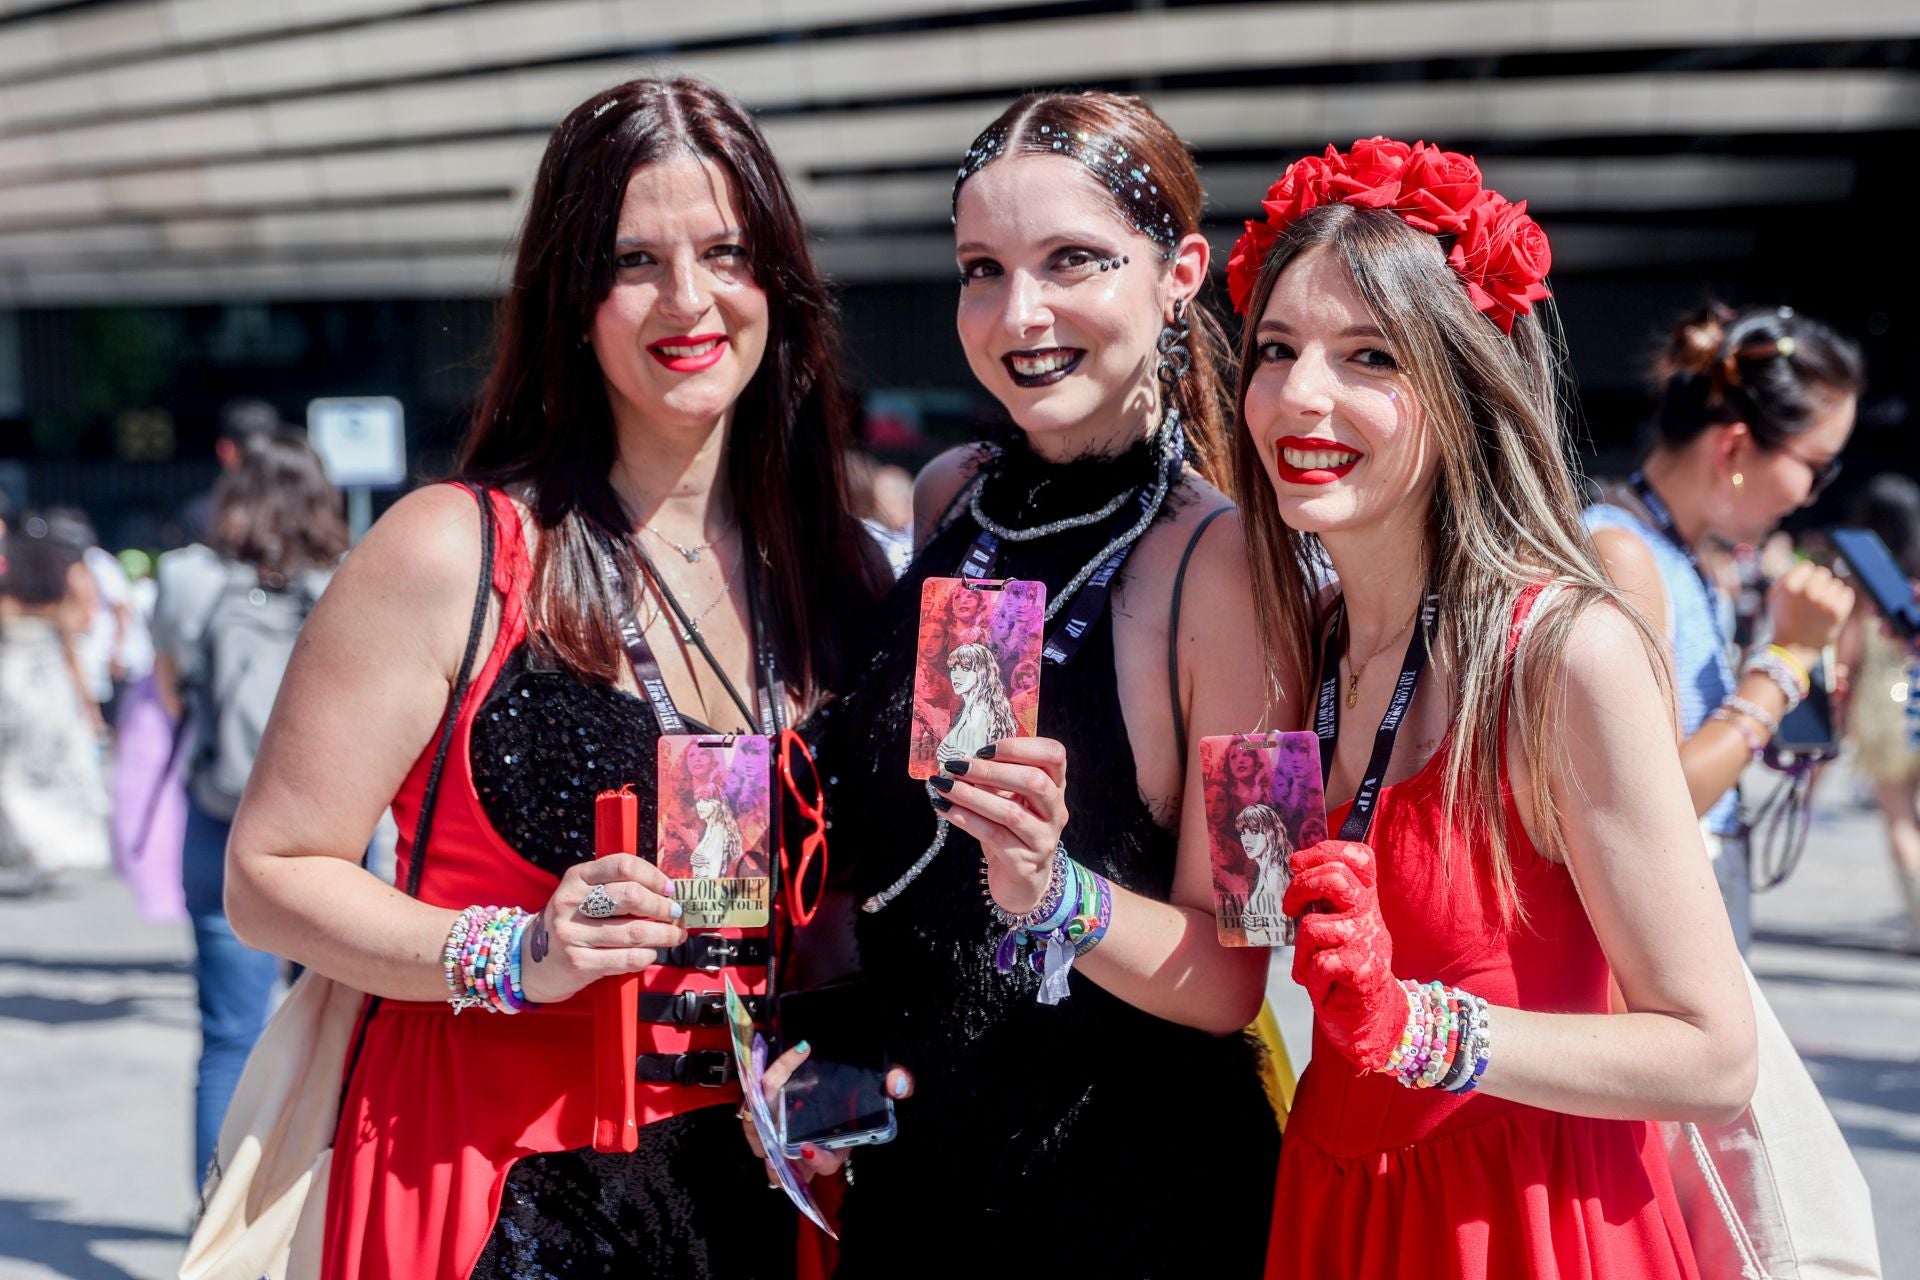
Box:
[442,904,538,1014]
[1379,978,1491,1093]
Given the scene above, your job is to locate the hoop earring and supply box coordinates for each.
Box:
[1156,298,1191,403]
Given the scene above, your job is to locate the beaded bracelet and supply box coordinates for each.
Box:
[990,850,1113,1005]
[1709,706,1768,756]
[1718,693,1780,736]
[442,905,538,1014]
[1744,645,1809,712]
[1378,978,1492,1091]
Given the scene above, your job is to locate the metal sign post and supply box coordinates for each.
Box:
[307,396,407,542]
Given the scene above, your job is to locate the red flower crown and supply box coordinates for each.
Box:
[1225,137,1552,336]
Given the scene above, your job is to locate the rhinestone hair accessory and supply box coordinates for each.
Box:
[1226,137,1552,335]
[953,121,1180,254]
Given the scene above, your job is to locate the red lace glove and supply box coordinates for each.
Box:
[1282,840,1404,1071]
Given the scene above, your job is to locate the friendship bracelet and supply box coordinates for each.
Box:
[1744,646,1809,711]
[1379,979,1493,1091]
[991,851,1113,1004]
[1709,706,1768,756]
[442,905,538,1014]
[1718,694,1780,737]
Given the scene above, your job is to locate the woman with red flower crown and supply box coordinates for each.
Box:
[1227,140,1753,1277]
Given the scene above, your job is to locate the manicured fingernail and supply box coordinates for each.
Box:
[931,796,953,812]
[662,880,676,896]
[890,1074,909,1097]
[929,774,955,793]
[793,1040,810,1055]
[801,1144,817,1160]
[974,743,997,759]
[942,759,970,776]
[669,902,684,920]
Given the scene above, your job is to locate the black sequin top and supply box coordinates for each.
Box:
[466,645,794,1280]
[820,435,1279,1276]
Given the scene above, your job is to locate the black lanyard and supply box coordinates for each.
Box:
[596,536,783,738]
[1628,472,1717,601]
[1313,593,1438,843]
[957,451,1175,668]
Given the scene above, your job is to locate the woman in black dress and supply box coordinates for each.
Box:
[755,91,1282,1274]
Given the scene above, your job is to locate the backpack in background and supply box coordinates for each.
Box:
[187,567,323,820]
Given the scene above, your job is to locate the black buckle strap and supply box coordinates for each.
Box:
[635,990,763,1027]
[656,934,769,972]
[635,1050,737,1088]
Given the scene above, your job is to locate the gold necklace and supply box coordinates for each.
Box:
[1344,608,1419,710]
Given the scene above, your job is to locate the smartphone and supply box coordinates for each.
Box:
[775,980,896,1156]
[1772,662,1836,759]
[1830,527,1920,641]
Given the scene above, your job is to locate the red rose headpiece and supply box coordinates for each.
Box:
[1225,137,1552,336]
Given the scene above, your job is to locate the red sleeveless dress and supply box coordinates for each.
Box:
[321,487,770,1280]
[1266,586,1700,1279]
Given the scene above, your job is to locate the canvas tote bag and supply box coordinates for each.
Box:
[179,485,496,1280]
[1662,951,1881,1280]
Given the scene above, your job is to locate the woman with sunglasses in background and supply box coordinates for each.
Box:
[746,91,1280,1275]
[1585,304,1862,950]
[223,77,887,1279]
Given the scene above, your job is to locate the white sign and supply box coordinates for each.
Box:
[308,396,407,488]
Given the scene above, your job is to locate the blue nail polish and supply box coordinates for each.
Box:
[794,1040,810,1055]
[890,1074,909,1097]
[669,902,684,920]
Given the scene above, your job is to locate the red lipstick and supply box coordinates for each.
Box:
[1271,434,1362,486]
[647,333,728,373]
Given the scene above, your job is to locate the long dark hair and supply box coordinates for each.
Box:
[459,77,885,700]
[212,427,350,582]
[952,91,1233,486]
[1652,303,1864,450]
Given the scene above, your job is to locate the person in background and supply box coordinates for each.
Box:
[845,449,915,576]
[0,513,112,894]
[176,397,285,547]
[1837,473,1920,951]
[46,506,154,729]
[1586,304,1862,950]
[152,427,349,1181]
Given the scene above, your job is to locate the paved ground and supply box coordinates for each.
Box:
[2,768,1914,1278]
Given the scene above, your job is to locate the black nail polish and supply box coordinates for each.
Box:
[974,744,997,760]
[942,759,970,776]
[929,774,956,793]
[931,796,954,812]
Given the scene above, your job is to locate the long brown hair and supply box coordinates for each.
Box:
[459,77,886,700]
[212,427,350,582]
[1228,203,1666,914]
[953,91,1233,486]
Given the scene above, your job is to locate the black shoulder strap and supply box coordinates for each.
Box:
[340,484,496,1112]
[1167,505,1233,767]
[403,483,497,898]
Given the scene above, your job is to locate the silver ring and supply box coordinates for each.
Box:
[580,884,619,919]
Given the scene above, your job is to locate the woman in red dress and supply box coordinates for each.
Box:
[223,78,887,1278]
[1226,141,1757,1277]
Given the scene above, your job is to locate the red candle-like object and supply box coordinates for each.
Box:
[591,786,641,1152]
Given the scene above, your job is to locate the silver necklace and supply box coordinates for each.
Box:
[642,518,733,564]
[649,544,740,643]
[969,477,1137,541]
[862,417,1184,914]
